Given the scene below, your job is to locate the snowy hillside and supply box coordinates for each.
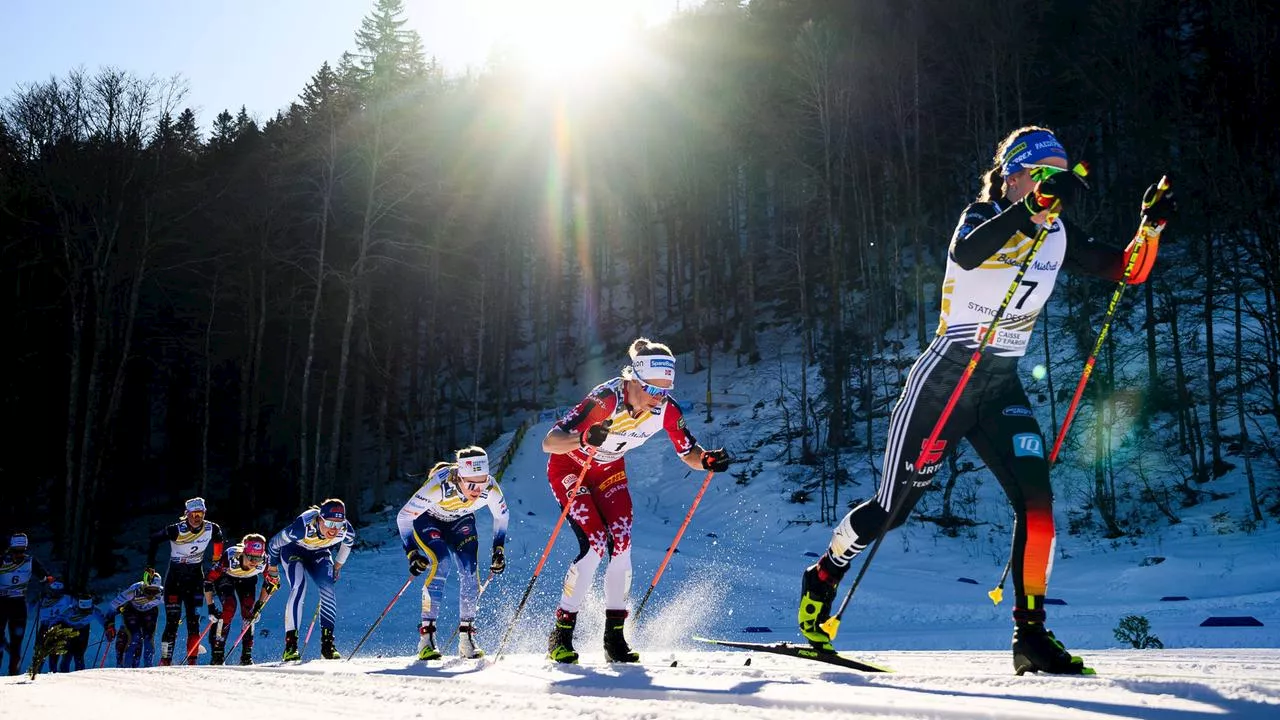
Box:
[6,327,1280,718]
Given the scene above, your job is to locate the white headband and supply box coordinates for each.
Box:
[631,354,676,384]
[458,455,490,478]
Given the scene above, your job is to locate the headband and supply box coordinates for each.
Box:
[630,354,676,384]
[1001,130,1067,176]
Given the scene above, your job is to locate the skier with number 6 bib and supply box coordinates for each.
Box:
[797,126,1174,675]
[542,337,732,664]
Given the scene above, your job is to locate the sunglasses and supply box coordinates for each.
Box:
[320,519,344,530]
[635,377,672,399]
[243,553,265,563]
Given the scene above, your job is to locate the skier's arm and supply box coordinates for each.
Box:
[484,480,510,549]
[544,392,614,454]
[949,202,1041,270]
[208,522,226,564]
[146,525,176,568]
[333,523,354,566]
[396,484,434,553]
[266,520,302,567]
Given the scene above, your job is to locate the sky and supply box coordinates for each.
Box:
[0,0,686,130]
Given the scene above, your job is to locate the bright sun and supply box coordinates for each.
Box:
[482,0,650,86]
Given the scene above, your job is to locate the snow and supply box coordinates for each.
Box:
[5,338,1280,718]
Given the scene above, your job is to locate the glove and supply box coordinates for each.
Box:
[264,565,280,589]
[104,624,116,641]
[580,419,612,448]
[251,600,265,618]
[407,549,430,577]
[1026,168,1088,214]
[208,603,221,620]
[1141,178,1176,224]
[490,546,506,575]
[701,448,732,472]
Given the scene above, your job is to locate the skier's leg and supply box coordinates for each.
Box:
[970,379,1087,674]
[159,586,183,665]
[801,345,974,646]
[283,558,308,633]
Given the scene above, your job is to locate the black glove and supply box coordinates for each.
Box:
[701,448,732,472]
[251,600,264,618]
[490,546,506,575]
[1141,179,1176,224]
[581,418,612,448]
[1026,168,1088,214]
[407,549,430,577]
[208,602,221,620]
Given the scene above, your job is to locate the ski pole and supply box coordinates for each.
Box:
[18,602,39,675]
[443,571,496,649]
[1049,176,1170,465]
[988,177,1171,604]
[96,629,114,668]
[635,469,716,620]
[229,592,277,654]
[300,605,320,657]
[346,575,415,661]
[183,618,219,665]
[494,449,596,660]
[821,201,1061,641]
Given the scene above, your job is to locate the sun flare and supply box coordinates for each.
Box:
[482,0,647,86]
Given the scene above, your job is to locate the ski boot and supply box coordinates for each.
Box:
[159,640,173,666]
[417,621,442,661]
[282,630,300,662]
[798,562,839,651]
[210,645,225,666]
[1012,623,1093,675]
[547,609,579,664]
[239,649,253,666]
[320,628,341,660]
[603,609,640,663]
[458,620,485,659]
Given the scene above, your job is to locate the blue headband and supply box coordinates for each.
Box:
[1001,130,1067,176]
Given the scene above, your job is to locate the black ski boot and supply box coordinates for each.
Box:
[239,649,253,666]
[603,609,640,663]
[1012,623,1092,675]
[547,609,579,664]
[210,645,225,666]
[798,561,839,651]
[320,627,341,660]
[282,630,300,662]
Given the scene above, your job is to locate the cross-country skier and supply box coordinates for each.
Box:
[34,579,74,672]
[203,533,277,665]
[55,595,98,672]
[542,337,732,664]
[797,126,1174,675]
[266,499,354,661]
[102,570,165,668]
[146,497,225,665]
[0,533,54,675]
[397,446,509,660]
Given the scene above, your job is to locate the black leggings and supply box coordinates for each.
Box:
[160,563,205,663]
[829,340,1055,610]
[0,596,28,676]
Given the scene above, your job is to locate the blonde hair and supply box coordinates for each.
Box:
[977,125,1057,203]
